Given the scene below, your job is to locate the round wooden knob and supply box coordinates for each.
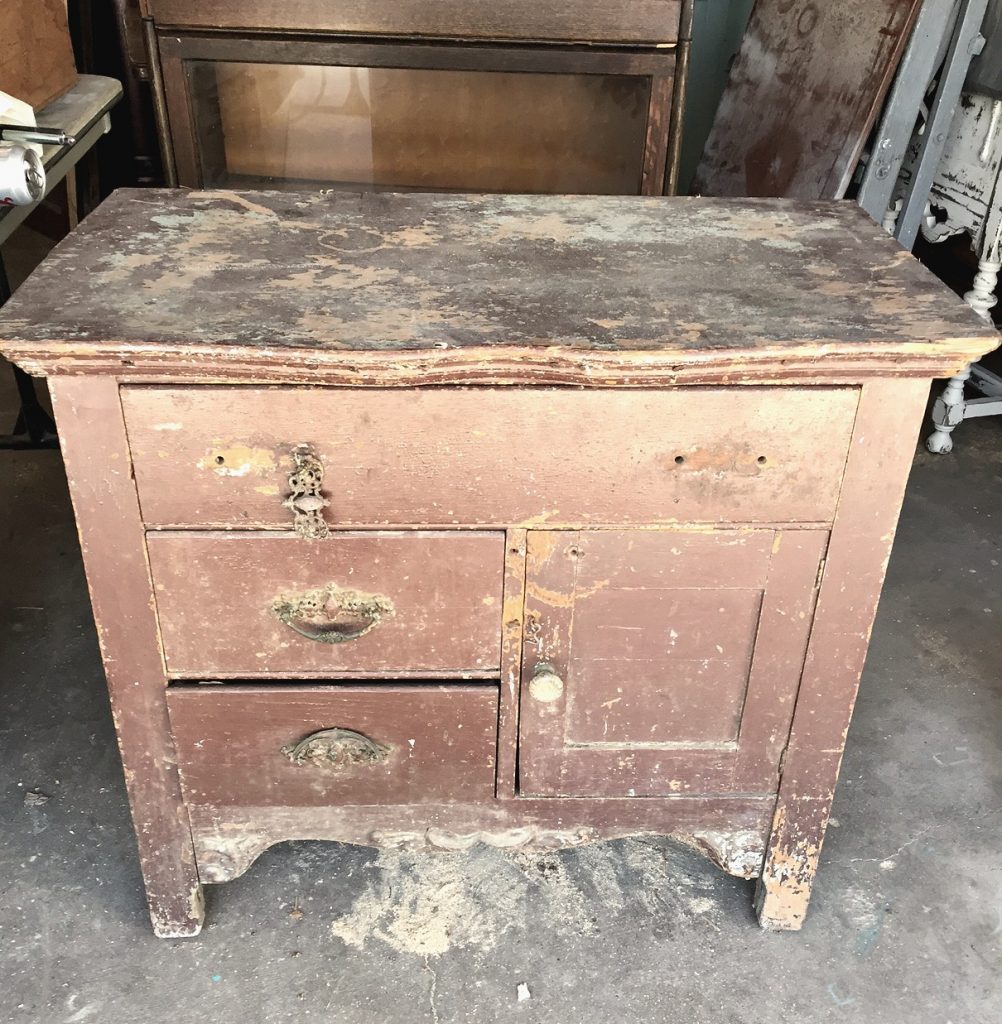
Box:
[528,664,564,703]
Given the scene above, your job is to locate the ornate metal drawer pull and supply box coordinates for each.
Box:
[281,728,390,769]
[272,583,394,643]
[283,444,330,540]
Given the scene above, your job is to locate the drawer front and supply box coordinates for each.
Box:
[167,684,498,806]
[124,387,858,527]
[148,1,685,44]
[148,532,504,676]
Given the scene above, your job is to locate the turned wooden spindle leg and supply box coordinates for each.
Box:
[49,377,204,937]
[757,380,927,929]
[964,255,1001,323]
[927,364,973,455]
[927,256,1000,455]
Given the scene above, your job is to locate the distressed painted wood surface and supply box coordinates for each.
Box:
[0,189,996,383]
[695,0,921,200]
[167,685,498,806]
[756,379,929,930]
[518,528,825,797]
[123,386,858,527]
[186,798,775,884]
[145,0,687,44]
[147,532,505,676]
[47,377,204,937]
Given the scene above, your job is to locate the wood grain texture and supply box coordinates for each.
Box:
[518,528,826,797]
[145,0,686,43]
[186,797,774,884]
[122,386,858,527]
[0,190,996,383]
[756,378,929,930]
[147,532,505,676]
[47,377,203,938]
[695,0,921,199]
[167,685,499,806]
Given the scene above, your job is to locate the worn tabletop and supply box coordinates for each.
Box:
[0,188,996,383]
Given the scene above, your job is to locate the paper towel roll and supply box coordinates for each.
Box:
[0,144,45,206]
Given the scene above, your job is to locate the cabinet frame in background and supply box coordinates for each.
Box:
[154,32,683,194]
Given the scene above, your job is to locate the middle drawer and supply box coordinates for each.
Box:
[147,531,505,677]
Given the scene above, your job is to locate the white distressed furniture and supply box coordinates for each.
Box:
[923,86,1002,453]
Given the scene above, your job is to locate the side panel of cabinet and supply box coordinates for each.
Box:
[518,529,827,797]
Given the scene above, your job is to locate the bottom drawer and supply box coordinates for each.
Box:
[167,684,498,806]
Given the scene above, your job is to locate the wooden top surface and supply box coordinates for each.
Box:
[1,189,996,384]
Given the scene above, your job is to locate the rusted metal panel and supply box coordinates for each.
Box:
[518,528,826,797]
[145,0,686,44]
[147,531,505,676]
[123,386,858,527]
[0,189,995,383]
[695,0,922,199]
[167,685,499,806]
[47,377,204,938]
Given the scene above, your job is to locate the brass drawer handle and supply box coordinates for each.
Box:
[272,584,394,644]
[283,444,330,540]
[281,728,390,769]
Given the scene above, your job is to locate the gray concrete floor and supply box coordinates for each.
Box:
[2,379,1000,1024]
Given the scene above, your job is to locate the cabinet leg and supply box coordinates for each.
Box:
[755,800,827,930]
[755,381,928,930]
[49,377,204,937]
[926,257,999,454]
[963,255,1000,323]
[927,365,971,454]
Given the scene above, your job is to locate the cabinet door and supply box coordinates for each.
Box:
[518,529,827,797]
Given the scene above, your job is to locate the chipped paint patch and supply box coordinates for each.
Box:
[198,444,277,477]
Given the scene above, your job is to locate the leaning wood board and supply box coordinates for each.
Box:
[0,189,995,937]
[694,0,922,199]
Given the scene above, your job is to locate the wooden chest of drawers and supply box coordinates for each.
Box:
[0,189,995,937]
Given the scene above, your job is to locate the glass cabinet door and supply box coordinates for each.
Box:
[161,39,677,195]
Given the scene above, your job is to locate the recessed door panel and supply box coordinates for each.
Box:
[518,529,827,797]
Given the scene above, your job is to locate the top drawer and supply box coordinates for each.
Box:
[122,386,858,528]
[146,1,686,45]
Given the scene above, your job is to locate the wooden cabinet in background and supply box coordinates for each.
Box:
[142,0,693,194]
[1,189,995,937]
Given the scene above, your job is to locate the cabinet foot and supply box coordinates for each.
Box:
[149,882,205,938]
[754,866,813,931]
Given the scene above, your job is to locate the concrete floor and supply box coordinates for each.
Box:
[1,380,1000,1024]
